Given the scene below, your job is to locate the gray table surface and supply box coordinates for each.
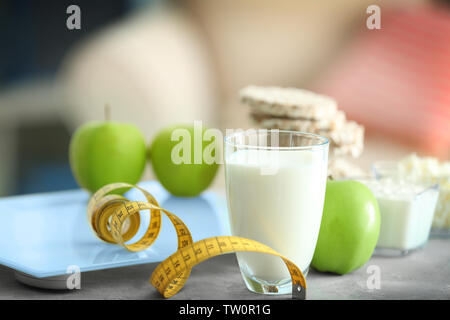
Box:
[0,239,449,300]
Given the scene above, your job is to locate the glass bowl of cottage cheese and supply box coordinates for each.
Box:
[373,154,450,237]
[357,177,439,255]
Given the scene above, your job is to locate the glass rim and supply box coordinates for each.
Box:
[224,129,329,150]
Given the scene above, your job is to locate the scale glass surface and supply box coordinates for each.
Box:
[0,181,231,279]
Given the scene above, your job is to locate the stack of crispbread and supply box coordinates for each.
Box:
[240,85,366,178]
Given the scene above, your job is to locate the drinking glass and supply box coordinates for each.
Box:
[224,129,329,295]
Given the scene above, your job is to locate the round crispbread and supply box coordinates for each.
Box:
[321,121,365,158]
[241,86,338,120]
[250,110,346,132]
[320,120,364,145]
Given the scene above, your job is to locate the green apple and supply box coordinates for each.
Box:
[149,124,219,197]
[311,180,380,275]
[69,121,146,194]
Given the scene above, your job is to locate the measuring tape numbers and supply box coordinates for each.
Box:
[87,183,306,299]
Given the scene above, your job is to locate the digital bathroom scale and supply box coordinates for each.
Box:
[0,181,231,289]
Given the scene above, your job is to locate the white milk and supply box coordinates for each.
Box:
[225,149,327,282]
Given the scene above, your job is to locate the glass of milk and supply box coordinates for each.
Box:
[224,129,329,295]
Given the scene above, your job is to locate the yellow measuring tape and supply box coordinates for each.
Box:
[87,183,306,299]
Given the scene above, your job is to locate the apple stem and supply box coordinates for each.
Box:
[104,104,111,122]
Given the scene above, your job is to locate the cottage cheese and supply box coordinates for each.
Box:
[398,154,450,229]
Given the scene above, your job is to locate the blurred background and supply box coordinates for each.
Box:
[0,0,449,196]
